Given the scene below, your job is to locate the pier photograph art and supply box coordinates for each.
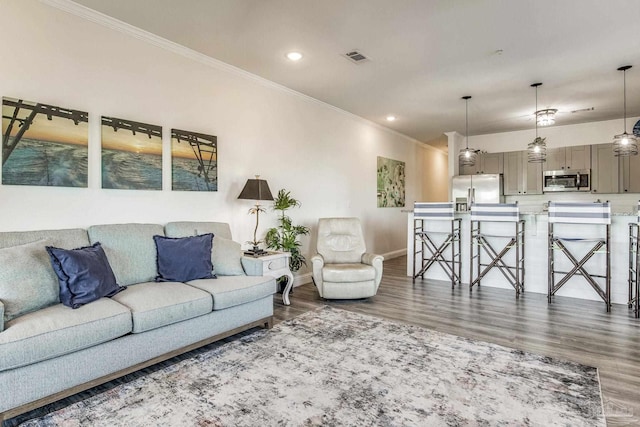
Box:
[171,128,217,191]
[1,97,88,187]
[101,116,162,190]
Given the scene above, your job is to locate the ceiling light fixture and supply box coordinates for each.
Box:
[612,65,638,157]
[286,52,303,61]
[458,96,479,167]
[528,83,547,163]
[535,108,557,126]
[386,115,396,122]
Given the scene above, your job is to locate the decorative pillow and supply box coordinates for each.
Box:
[211,237,245,276]
[46,242,125,309]
[154,234,215,282]
[0,239,59,322]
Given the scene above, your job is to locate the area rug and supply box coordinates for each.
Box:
[19,306,604,426]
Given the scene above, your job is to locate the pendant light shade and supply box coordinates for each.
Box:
[536,109,558,127]
[458,95,479,167]
[528,83,547,163]
[613,65,638,157]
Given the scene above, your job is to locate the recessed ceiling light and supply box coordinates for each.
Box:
[286,52,303,61]
[386,115,396,122]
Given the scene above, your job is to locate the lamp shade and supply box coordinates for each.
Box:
[238,177,274,201]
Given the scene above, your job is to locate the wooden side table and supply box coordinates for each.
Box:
[244,251,294,305]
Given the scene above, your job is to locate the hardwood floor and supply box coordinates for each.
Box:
[277,256,640,427]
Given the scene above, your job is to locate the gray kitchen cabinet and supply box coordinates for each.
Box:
[590,143,619,194]
[503,151,542,195]
[544,145,591,171]
[621,153,640,193]
[459,152,504,175]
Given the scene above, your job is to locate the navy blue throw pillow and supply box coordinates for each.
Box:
[154,233,215,282]
[46,242,125,309]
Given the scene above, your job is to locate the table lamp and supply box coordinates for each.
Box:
[238,175,274,256]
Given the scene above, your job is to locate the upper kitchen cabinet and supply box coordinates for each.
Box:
[459,152,504,175]
[544,145,591,171]
[590,143,619,194]
[503,151,543,195]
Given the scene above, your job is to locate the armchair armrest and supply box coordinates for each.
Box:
[0,300,4,333]
[241,256,263,276]
[311,254,325,296]
[362,252,384,288]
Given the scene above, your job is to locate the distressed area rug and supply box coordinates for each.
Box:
[20,306,604,426]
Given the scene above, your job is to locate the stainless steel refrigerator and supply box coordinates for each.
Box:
[451,174,504,211]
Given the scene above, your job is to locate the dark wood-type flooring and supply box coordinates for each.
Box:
[277,256,640,427]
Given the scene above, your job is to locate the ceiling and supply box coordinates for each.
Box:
[72,0,640,150]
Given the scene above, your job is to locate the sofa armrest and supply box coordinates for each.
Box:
[241,256,263,276]
[0,300,4,333]
[311,254,325,296]
[362,252,384,288]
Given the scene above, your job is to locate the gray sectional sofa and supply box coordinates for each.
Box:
[0,221,276,421]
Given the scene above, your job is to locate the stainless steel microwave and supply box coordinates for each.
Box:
[543,169,591,192]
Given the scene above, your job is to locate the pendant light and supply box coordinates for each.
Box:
[528,83,547,163]
[612,65,638,156]
[458,95,479,167]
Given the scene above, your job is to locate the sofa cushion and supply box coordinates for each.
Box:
[46,242,126,309]
[187,275,276,310]
[154,234,215,282]
[0,299,132,372]
[0,228,89,250]
[0,239,59,322]
[164,221,233,240]
[88,224,164,286]
[111,282,212,333]
[322,263,376,283]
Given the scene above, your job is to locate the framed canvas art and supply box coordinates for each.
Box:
[377,156,405,207]
[2,97,88,187]
[171,129,217,191]
[101,116,162,190]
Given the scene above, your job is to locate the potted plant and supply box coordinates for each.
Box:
[265,189,310,286]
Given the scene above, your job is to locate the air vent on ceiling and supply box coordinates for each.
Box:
[343,50,370,64]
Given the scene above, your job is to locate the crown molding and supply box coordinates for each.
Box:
[39,0,421,146]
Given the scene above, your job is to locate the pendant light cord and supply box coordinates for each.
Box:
[465,98,469,149]
[623,68,627,132]
[535,85,539,139]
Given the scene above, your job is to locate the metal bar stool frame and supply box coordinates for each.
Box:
[628,201,640,317]
[469,203,525,297]
[548,201,611,312]
[412,202,461,288]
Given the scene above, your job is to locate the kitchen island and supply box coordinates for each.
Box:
[407,210,637,305]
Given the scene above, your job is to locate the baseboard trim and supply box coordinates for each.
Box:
[382,248,407,260]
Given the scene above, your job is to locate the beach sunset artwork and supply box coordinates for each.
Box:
[2,97,88,187]
[171,128,217,191]
[101,116,162,190]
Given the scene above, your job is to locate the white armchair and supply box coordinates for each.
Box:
[311,217,384,299]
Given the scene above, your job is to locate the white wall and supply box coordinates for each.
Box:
[0,1,421,280]
[419,145,448,202]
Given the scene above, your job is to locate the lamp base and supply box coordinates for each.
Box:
[244,246,268,257]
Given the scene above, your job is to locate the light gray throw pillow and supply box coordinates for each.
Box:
[211,237,245,276]
[0,239,59,323]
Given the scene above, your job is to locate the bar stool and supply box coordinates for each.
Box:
[548,201,611,311]
[412,202,461,287]
[469,203,525,297]
[628,201,640,317]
